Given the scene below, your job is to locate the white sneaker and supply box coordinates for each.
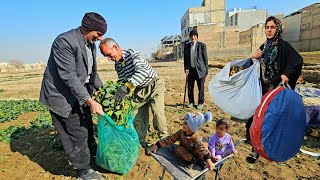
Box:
[197,104,203,110]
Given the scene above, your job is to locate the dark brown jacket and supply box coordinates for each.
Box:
[157,129,211,160]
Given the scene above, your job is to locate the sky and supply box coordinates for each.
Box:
[0,0,318,64]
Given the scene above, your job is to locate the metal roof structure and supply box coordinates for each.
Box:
[161,35,181,43]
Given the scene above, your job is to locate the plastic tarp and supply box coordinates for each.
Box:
[295,86,320,97]
[295,86,320,126]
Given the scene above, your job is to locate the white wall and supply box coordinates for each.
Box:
[226,9,267,31]
[238,10,267,31]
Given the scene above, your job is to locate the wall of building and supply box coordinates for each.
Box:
[300,6,320,51]
[181,10,191,42]
[239,28,252,44]
[282,14,302,50]
[206,48,251,58]
[239,24,266,52]
[191,0,225,26]
[238,10,267,31]
[203,0,226,27]
[181,0,225,42]
[179,1,318,61]
[196,25,251,58]
[173,44,183,59]
[251,25,266,52]
[197,25,239,49]
[226,9,267,31]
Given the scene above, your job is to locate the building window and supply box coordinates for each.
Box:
[235,14,238,25]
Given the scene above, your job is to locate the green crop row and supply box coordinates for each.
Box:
[0,100,47,123]
[0,110,52,143]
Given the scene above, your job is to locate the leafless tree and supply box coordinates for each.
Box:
[9,60,25,70]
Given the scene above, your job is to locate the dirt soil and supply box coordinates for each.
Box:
[0,58,319,180]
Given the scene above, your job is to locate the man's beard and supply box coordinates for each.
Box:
[88,38,98,44]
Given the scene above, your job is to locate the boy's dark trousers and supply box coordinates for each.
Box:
[187,68,205,105]
[174,145,193,161]
[174,142,209,162]
[50,103,96,176]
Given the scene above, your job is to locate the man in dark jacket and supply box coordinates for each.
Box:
[39,12,106,180]
[184,30,208,110]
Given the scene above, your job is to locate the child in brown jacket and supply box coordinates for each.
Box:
[149,111,215,170]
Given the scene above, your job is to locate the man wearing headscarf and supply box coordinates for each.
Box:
[40,12,107,180]
[245,16,303,164]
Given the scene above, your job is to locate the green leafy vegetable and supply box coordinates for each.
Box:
[94,81,134,126]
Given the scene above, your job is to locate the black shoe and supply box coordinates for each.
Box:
[197,160,207,170]
[76,169,104,180]
[244,134,251,144]
[89,142,97,158]
[246,152,259,164]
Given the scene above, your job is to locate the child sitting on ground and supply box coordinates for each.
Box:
[296,75,306,85]
[149,111,215,170]
[208,119,237,162]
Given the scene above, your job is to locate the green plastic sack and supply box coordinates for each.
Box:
[95,113,140,174]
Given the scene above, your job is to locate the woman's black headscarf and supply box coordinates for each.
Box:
[261,16,283,90]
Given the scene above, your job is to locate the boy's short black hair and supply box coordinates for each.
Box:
[216,119,231,129]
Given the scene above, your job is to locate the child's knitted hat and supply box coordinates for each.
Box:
[184,111,212,132]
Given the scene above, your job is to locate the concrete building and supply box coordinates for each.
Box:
[180,0,254,58]
[155,35,182,60]
[239,23,266,52]
[300,3,320,51]
[281,3,320,51]
[161,35,181,47]
[181,0,226,42]
[282,12,302,50]
[195,25,252,57]
[225,8,268,31]
[177,1,318,60]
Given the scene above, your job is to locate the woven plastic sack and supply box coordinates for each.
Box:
[96,113,140,174]
[250,85,306,162]
[209,58,262,119]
